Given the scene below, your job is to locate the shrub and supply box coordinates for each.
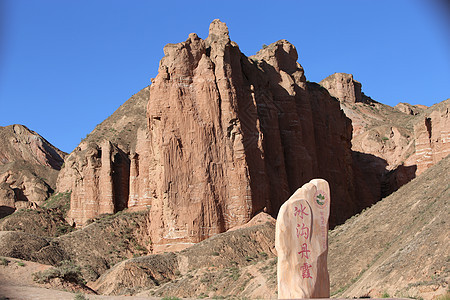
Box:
[0,258,9,266]
[33,261,84,285]
[73,293,88,300]
[17,261,25,267]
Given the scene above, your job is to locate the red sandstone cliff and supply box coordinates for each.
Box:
[56,87,150,225]
[413,99,450,175]
[58,20,357,252]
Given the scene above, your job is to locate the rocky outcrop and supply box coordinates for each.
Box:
[56,87,150,225]
[319,73,362,103]
[134,20,355,251]
[320,73,430,204]
[58,141,130,225]
[394,102,425,115]
[0,125,66,217]
[414,99,450,174]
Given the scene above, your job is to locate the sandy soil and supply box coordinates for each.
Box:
[0,257,157,300]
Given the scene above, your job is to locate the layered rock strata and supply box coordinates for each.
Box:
[320,73,431,204]
[61,141,130,224]
[414,100,450,174]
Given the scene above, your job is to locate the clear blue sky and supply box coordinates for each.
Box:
[0,0,449,153]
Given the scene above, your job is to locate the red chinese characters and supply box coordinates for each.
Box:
[298,243,311,259]
[300,262,313,279]
[294,202,313,279]
[296,223,310,239]
[294,204,308,219]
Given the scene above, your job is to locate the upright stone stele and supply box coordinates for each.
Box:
[275,179,331,299]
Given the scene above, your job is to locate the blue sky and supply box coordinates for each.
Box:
[0,0,449,153]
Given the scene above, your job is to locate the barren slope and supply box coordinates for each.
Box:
[0,124,66,217]
[329,154,449,300]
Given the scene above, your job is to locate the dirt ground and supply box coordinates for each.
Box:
[0,257,158,300]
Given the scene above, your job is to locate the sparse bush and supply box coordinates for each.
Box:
[212,251,220,256]
[381,292,390,298]
[33,260,84,285]
[17,261,25,267]
[73,293,88,300]
[382,137,389,141]
[43,191,71,216]
[161,297,181,300]
[0,258,9,266]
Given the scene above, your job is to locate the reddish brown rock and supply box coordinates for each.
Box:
[414,99,450,175]
[139,20,356,252]
[394,102,425,115]
[0,124,65,169]
[58,140,130,225]
[319,73,362,103]
[56,87,150,225]
[320,74,423,205]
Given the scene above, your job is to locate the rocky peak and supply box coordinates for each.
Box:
[205,19,230,44]
[394,102,425,115]
[319,73,362,103]
[253,40,301,75]
[143,20,357,251]
[414,99,450,175]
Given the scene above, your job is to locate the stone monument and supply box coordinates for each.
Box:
[275,179,331,299]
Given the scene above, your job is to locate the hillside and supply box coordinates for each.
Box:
[0,154,448,299]
[0,124,66,217]
[321,73,449,204]
[329,154,449,299]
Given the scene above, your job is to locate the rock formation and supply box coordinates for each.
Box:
[319,73,362,103]
[276,179,330,299]
[58,20,358,251]
[139,20,356,251]
[59,140,130,224]
[56,87,150,225]
[413,99,450,174]
[394,102,425,115]
[320,73,425,203]
[0,125,66,217]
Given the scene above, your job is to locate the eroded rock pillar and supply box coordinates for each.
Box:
[99,141,114,214]
[275,178,330,299]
